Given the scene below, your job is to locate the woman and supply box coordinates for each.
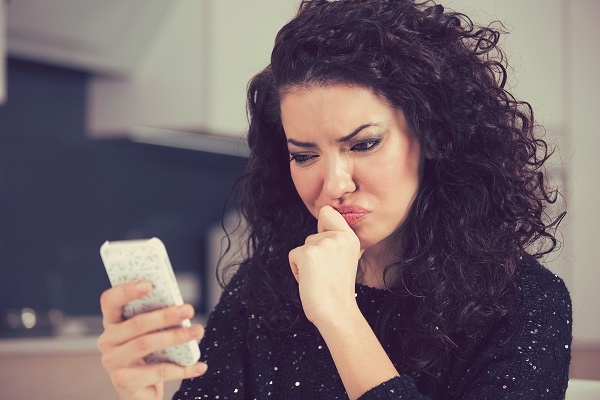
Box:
[98,0,572,399]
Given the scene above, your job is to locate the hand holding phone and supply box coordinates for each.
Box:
[100,237,201,366]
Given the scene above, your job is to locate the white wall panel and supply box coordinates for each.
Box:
[569,0,600,344]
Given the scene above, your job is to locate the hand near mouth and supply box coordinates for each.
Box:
[288,206,363,327]
[331,205,369,228]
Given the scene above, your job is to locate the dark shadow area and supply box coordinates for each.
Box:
[0,59,247,335]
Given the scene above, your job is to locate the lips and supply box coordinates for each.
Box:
[332,205,369,227]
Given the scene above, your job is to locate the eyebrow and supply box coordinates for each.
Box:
[286,123,381,148]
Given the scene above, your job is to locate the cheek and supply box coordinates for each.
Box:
[290,169,320,214]
[371,153,421,203]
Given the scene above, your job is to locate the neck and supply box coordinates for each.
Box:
[356,246,393,289]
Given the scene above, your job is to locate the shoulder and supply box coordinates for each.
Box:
[221,266,249,296]
[514,256,571,316]
[493,255,572,352]
[446,257,572,397]
[206,266,249,322]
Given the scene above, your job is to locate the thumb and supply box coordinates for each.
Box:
[317,206,365,258]
[317,206,352,234]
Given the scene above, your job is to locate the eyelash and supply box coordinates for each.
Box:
[351,138,381,152]
[289,153,315,164]
[289,138,382,165]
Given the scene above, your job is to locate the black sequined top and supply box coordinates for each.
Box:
[173,258,572,399]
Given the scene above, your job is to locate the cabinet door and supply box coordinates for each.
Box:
[0,353,180,400]
[88,0,299,139]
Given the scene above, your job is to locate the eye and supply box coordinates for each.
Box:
[351,139,381,152]
[289,153,317,164]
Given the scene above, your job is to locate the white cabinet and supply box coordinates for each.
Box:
[6,0,172,76]
[86,0,208,137]
[87,0,298,139]
[5,0,298,139]
[569,0,600,345]
[0,338,181,400]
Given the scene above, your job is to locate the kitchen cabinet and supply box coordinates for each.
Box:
[6,0,172,76]
[0,337,180,399]
[5,0,298,139]
[88,0,298,139]
[0,353,181,399]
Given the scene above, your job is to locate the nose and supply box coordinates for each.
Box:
[322,155,356,200]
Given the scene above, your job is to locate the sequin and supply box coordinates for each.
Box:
[172,257,571,399]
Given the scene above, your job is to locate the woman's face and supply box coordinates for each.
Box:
[280,85,424,256]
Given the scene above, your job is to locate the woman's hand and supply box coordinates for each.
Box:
[97,281,207,400]
[288,206,363,327]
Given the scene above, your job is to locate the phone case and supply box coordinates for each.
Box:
[100,237,201,366]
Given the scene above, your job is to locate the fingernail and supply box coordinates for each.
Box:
[192,363,207,375]
[188,325,203,337]
[135,281,152,293]
[177,304,193,317]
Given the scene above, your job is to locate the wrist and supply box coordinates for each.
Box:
[311,301,364,336]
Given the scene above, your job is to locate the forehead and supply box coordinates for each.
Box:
[280,85,394,132]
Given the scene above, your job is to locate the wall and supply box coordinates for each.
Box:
[569,0,600,349]
[0,59,246,332]
[445,0,600,377]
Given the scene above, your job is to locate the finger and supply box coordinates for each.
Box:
[106,325,204,368]
[100,281,153,325]
[304,231,336,245]
[102,304,195,347]
[288,248,300,283]
[317,206,364,257]
[111,362,208,391]
[317,206,351,233]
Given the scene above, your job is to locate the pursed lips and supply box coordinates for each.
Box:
[332,205,369,227]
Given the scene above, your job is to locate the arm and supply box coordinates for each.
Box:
[289,207,571,399]
[352,262,572,400]
[289,206,410,399]
[323,265,571,400]
[315,304,408,399]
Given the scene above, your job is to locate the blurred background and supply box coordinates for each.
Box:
[0,0,598,399]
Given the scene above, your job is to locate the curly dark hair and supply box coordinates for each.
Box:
[221,0,564,375]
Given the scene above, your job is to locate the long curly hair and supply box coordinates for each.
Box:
[221,0,564,375]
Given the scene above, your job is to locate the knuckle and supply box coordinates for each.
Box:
[99,289,112,309]
[129,314,147,333]
[97,333,109,352]
[288,248,297,261]
[303,245,318,258]
[111,369,130,389]
[156,362,169,381]
[135,335,152,353]
[321,235,335,245]
[100,352,115,370]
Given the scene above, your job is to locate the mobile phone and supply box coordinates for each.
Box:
[100,237,201,366]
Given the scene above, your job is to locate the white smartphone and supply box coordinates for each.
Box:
[100,237,201,366]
